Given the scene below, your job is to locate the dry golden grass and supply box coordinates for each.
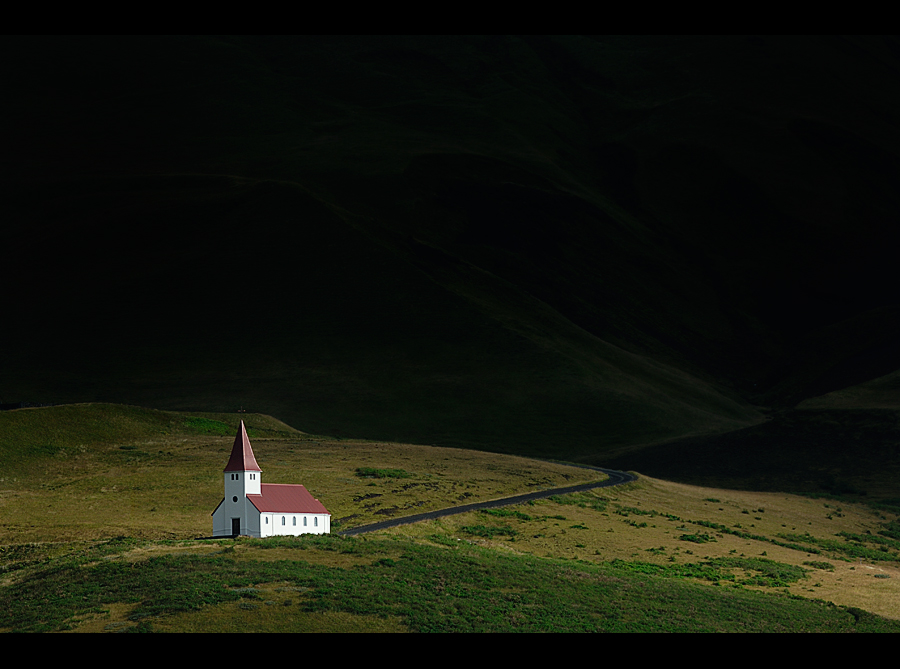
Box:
[0,429,603,545]
[151,594,409,633]
[375,475,900,621]
[5,406,900,627]
[63,603,140,634]
[116,540,391,570]
[61,590,409,633]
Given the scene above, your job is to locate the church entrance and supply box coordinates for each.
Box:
[231,518,241,536]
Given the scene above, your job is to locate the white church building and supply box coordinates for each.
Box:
[212,420,331,537]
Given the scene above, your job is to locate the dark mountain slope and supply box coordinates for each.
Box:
[1,175,757,456]
[4,36,900,469]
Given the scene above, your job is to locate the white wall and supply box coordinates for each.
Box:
[215,510,329,537]
[213,502,260,537]
[262,513,330,536]
[214,472,331,537]
[212,503,228,537]
[248,509,261,538]
[216,471,265,537]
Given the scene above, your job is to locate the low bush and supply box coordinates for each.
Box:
[460,524,517,538]
[355,467,412,479]
[680,533,716,544]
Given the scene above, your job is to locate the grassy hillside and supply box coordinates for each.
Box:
[6,532,900,633]
[0,174,762,458]
[0,404,604,542]
[0,403,299,461]
[598,406,900,500]
[3,404,900,632]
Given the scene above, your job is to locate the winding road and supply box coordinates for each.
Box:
[338,467,637,537]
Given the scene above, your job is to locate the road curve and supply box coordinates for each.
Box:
[338,467,637,537]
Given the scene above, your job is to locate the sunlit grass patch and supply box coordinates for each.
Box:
[0,403,607,544]
[5,486,900,631]
[153,600,409,633]
[183,417,234,436]
[6,403,900,628]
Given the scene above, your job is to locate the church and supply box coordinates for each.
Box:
[211,420,331,537]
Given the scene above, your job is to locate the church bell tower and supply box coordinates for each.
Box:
[222,420,262,536]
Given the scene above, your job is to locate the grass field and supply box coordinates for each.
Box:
[0,403,602,543]
[3,403,900,632]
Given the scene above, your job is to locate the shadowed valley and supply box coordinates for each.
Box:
[4,36,900,497]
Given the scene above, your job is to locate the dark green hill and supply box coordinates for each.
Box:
[0,402,298,474]
[1,175,757,456]
[4,36,900,477]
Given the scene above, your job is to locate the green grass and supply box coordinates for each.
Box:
[0,403,300,474]
[778,533,900,563]
[480,508,534,521]
[549,491,608,513]
[0,403,608,544]
[2,534,898,633]
[804,561,836,572]
[184,417,239,437]
[460,524,517,539]
[355,467,413,480]
[611,556,809,589]
[679,533,717,544]
[4,402,900,631]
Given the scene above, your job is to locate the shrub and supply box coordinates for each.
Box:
[803,561,835,572]
[460,525,517,538]
[355,467,412,479]
[480,508,532,521]
[680,533,716,544]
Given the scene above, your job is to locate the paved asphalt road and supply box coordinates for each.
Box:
[338,467,637,537]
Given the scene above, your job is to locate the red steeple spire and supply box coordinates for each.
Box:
[224,420,262,472]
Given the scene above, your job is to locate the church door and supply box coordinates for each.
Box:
[232,518,241,536]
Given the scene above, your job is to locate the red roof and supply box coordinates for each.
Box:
[248,483,330,515]
[224,420,262,472]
